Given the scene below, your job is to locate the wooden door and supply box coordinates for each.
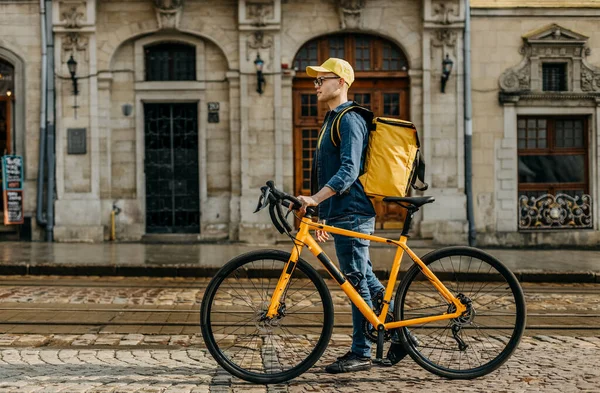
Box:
[0,97,11,156]
[292,34,411,229]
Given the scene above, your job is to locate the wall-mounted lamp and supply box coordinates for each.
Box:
[441,54,454,93]
[121,103,133,117]
[67,55,79,96]
[254,53,265,95]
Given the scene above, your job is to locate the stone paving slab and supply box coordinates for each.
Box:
[0,335,596,392]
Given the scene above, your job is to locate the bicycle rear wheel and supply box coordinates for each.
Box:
[200,250,334,384]
[395,246,526,379]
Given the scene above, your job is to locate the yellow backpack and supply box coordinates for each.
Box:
[331,104,428,200]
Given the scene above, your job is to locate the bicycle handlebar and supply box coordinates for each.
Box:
[254,180,317,234]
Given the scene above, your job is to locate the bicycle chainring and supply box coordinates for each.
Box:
[363,312,394,342]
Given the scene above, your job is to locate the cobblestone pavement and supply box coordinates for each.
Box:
[0,334,597,392]
[0,276,597,311]
[0,276,597,391]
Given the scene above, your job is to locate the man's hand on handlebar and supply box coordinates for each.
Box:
[296,195,319,215]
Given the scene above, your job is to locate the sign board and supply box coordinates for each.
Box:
[3,190,23,225]
[2,155,23,190]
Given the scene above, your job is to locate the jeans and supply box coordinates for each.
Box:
[328,214,383,358]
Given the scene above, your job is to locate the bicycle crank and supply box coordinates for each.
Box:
[363,312,394,342]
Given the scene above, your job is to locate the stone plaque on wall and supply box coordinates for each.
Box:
[67,128,87,154]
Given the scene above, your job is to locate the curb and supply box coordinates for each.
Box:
[0,263,597,283]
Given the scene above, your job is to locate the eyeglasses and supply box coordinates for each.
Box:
[313,76,340,87]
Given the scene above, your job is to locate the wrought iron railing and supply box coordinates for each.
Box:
[519,193,592,230]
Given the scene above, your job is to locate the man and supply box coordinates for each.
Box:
[296,58,406,373]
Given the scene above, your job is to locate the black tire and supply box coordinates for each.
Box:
[394,246,526,379]
[200,250,334,384]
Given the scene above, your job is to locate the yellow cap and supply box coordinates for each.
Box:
[306,58,355,87]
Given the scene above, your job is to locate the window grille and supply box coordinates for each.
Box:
[542,63,567,91]
[145,43,196,81]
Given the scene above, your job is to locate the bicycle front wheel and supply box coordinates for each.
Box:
[395,246,526,379]
[200,250,334,384]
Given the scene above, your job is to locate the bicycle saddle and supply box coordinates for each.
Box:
[383,196,435,208]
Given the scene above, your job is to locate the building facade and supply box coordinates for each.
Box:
[0,0,599,246]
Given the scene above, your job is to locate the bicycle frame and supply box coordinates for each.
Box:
[266,216,467,330]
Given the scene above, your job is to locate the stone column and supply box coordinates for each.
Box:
[227,71,241,240]
[237,0,283,243]
[420,0,468,244]
[53,0,103,242]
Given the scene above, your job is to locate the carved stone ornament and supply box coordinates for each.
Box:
[499,23,600,96]
[246,1,274,27]
[153,0,184,30]
[62,32,88,53]
[431,0,459,25]
[338,0,365,29]
[432,29,457,48]
[246,31,274,61]
[62,5,85,28]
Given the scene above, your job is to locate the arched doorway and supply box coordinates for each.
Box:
[292,34,410,228]
[0,58,14,155]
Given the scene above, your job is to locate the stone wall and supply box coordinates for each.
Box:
[472,13,600,246]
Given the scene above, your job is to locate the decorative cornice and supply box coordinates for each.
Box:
[499,92,600,104]
[499,23,600,97]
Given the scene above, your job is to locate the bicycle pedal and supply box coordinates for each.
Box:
[373,358,393,367]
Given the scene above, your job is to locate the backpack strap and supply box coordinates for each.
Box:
[330,103,374,148]
[411,150,429,191]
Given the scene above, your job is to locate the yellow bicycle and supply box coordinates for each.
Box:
[200,181,526,384]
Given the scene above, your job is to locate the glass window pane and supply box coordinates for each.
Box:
[518,155,585,183]
[329,37,345,59]
[538,139,547,148]
[383,93,400,116]
[538,129,546,139]
[542,63,567,91]
[518,119,526,128]
[145,43,195,81]
[294,41,318,71]
[0,59,15,96]
[355,36,371,71]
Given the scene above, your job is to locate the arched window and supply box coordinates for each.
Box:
[293,34,408,72]
[144,42,196,81]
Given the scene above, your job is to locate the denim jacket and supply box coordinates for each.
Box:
[311,101,376,220]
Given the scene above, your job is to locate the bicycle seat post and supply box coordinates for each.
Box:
[400,205,418,239]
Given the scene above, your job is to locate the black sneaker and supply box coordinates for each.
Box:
[325,351,372,374]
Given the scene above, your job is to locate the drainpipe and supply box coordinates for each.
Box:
[45,0,56,242]
[36,0,48,229]
[464,0,476,246]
